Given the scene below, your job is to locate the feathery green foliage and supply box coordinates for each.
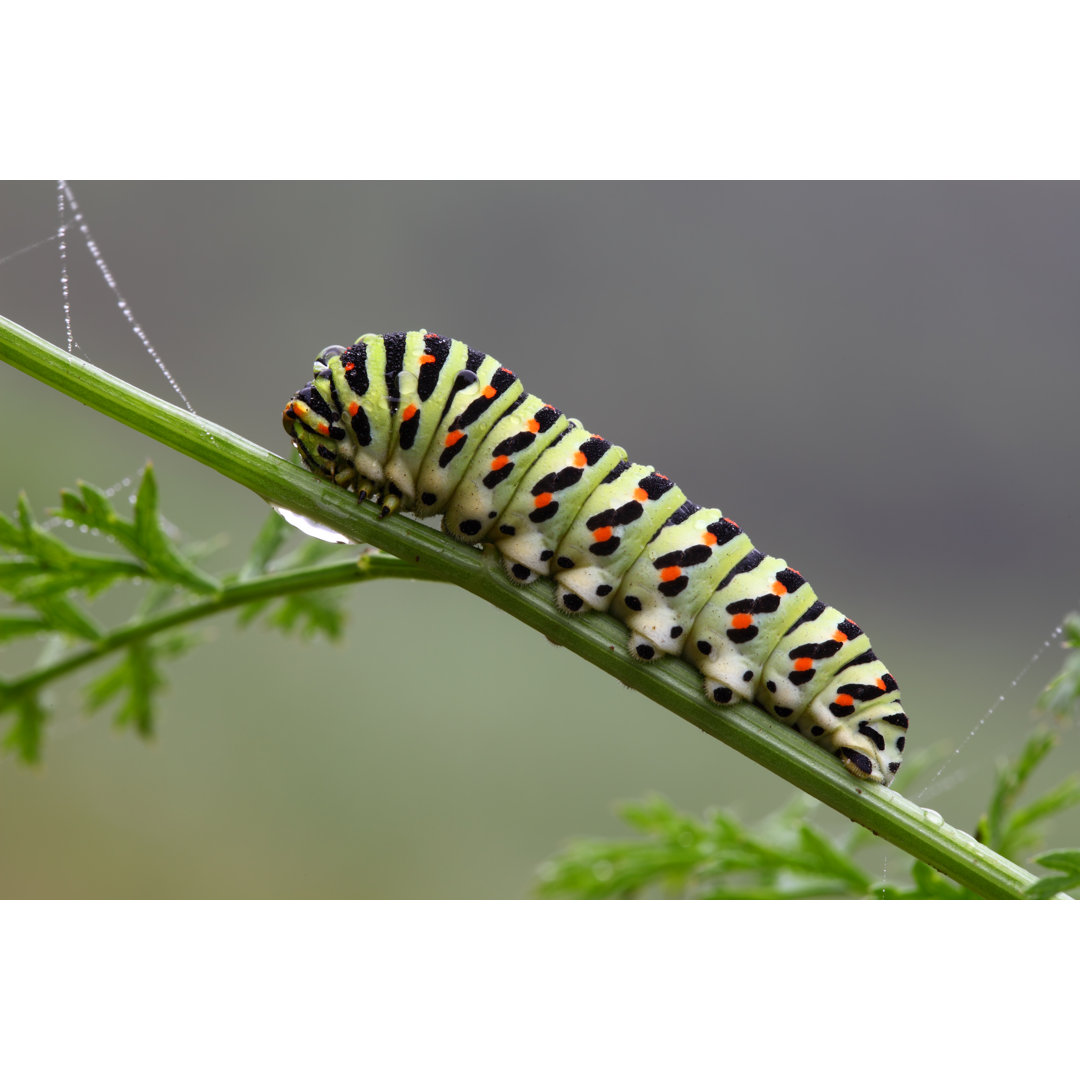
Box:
[0,466,442,762]
[536,794,877,899]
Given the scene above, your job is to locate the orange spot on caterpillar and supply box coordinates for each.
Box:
[481,385,497,399]
[534,492,553,508]
[876,677,887,690]
[730,613,753,630]
[491,455,510,470]
[445,429,465,447]
[593,526,614,543]
[402,404,418,421]
[771,581,787,595]
[419,353,437,364]
[344,362,355,371]
[833,630,848,642]
[702,531,717,546]
[572,451,587,466]
[528,419,541,433]
[633,488,649,501]
[424,332,438,339]
[293,401,309,415]
[724,516,739,529]
[348,402,359,416]
[835,693,854,708]
[317,422,329,435]
[659,566,682,582]
[792,657,813,672]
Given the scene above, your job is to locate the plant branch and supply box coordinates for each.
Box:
[0,553,446,707]
[0,312,1059,898]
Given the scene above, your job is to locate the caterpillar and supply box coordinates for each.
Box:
[282,331,908,785]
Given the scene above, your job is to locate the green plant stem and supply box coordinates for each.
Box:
[0,312,1058,898]
[0,554,446,705]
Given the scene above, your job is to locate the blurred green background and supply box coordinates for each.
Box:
[1,181,1078,897]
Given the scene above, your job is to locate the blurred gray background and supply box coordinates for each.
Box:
[1,181,1078,897]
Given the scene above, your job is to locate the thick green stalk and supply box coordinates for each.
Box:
[0,312,1053,898]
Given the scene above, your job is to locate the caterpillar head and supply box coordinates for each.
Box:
[282,346,354,485]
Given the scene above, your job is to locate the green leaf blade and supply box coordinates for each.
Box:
[2,695,47,763]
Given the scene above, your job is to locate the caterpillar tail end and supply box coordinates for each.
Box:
[832,727,902,787]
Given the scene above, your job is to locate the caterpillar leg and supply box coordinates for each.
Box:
[704,679,739,705]
[500,556,539,585]
[628,631,665,661]
[331,465,356,488]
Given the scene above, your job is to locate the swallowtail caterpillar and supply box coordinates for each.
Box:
[283,331,908,784]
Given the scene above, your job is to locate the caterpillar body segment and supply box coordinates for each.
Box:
[441,394,571,545]
[493,427,628,585]
[283,331,907,784]
[552,464,686,615]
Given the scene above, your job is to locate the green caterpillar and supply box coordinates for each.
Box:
[283,331,907,784]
